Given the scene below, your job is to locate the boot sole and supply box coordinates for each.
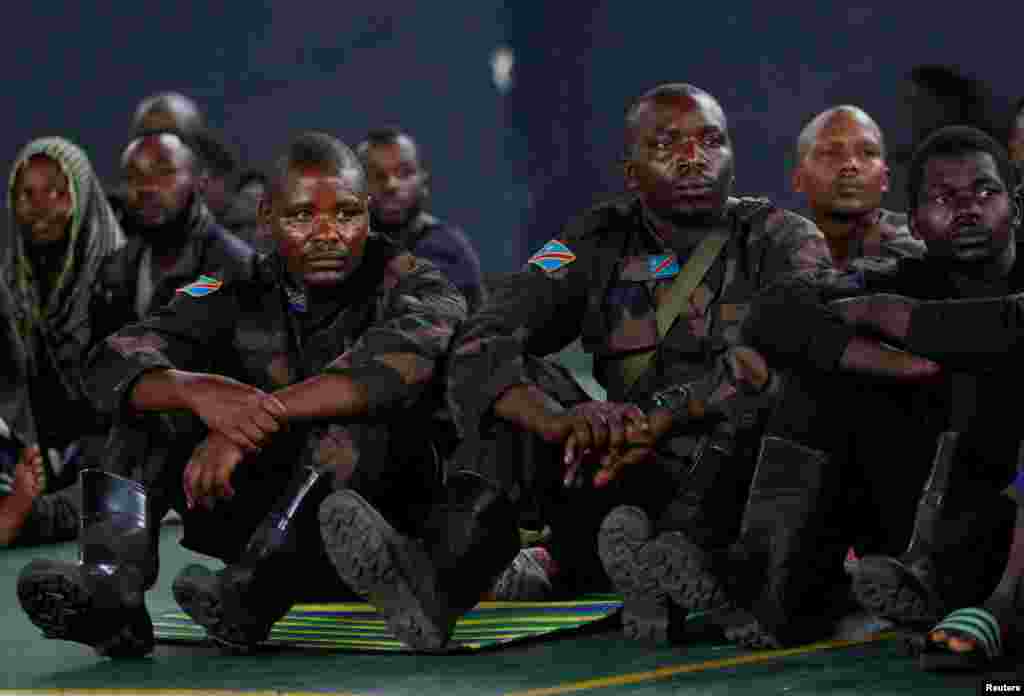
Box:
[602,520,784,650]
[172,566,268,652]
[851,557,942,626]
[17,560,153,658]
[598,507,674,643]
[319,491,452,652]
[655,540,785,649]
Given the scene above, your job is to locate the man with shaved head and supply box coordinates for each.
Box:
[123,93,238,221]
[91,130,255,340]
[794,106,924,270]
[793,106,928,563]
[447,83,936,646]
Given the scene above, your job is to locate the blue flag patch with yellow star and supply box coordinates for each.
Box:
[648,254,680,279]
[176,274,223,298]
[528,240,577,272]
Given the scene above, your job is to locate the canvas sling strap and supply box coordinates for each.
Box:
[620,227,731,390]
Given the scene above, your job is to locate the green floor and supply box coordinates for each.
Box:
[0,524,1017,695]
[0,347,1018,694]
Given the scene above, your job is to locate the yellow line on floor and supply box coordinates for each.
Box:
[504,632,899,696]
[0,690,362,696]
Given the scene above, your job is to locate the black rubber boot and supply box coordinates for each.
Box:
[17,469,160,658]
[717,436,851,648]
[172,467,328,650]
[851,432,958,627]
[601,436,843,648]
[318,470,519,652]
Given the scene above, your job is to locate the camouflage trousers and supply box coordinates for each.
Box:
[105,412,440,569]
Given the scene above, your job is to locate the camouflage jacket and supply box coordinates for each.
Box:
[34,239,465,551]
[447,193,845,451]
[90,197,257,344]
[863,241,1024,368]
[838,208,925,274]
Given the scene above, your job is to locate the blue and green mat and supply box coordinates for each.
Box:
[153,595,624,652]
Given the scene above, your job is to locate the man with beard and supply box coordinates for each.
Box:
[16,132,503,657]
[740,126,1022,664]
[122,93,237,224]
[445,83,936,645]
[794,106,924,270]
[92,131,255,342]
[357,129,485,312]
[1,133,252,547]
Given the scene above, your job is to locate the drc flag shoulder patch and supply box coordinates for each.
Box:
[648,253,680,279]
[528,240,577,272]
[176,274,223,298]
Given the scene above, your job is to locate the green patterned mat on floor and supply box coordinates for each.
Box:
[153,595,623,652]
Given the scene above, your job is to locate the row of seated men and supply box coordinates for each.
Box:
[1,82,1022,676]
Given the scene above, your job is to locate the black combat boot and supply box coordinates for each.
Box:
[318,470,519,651]
[172,467,328,650]
[600,436,845,648]
[850,431,958,626]
[17,469,160,658]
[597,422,738,643]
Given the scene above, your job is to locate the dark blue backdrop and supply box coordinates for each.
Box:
[3,2,1019,272]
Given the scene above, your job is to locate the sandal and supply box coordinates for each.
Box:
[918,606,1004,671]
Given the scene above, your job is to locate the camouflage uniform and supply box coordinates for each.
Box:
[385,210,486,314]
[839,208,925,272]
[85,236,465,565]
[791,206,928,557]
[448,193,841,589]
[90,195,256,342]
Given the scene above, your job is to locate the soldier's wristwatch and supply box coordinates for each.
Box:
[649,384,692,421]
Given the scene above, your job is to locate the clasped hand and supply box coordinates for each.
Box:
[185,373,288,452]
[544,401,668,490]
[181,374,288,509]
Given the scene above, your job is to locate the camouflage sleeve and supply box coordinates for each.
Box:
[446,233,597,439]
[905,293,1024,366]
[743,211,859,371]
[322,256,467,417]
[84,284,239,418]
[15,483,80,546]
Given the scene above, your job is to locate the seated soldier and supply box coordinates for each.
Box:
[2,131,257,548]
[92,130,256,341]
[744,125,1024,667]
[445,82,935,648]
[793,105,924,270]
[793,105,929,564]
[357,129,486,313]
[16,132,510,657]
[0,137,125,546]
